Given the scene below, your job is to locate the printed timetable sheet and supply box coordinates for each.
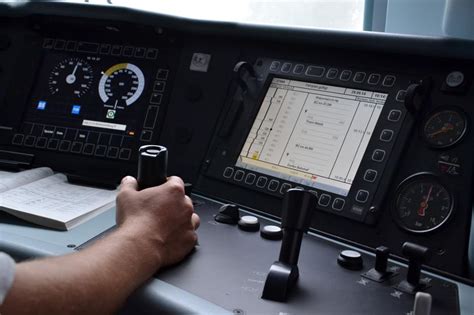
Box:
[237,78,388,196]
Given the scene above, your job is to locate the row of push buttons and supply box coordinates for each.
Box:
[223,167,293,195]
[224,167,348,212]
[43,38,159,60]
[12,134,133,160]
[269,60,396,88]
[12,124,135,160]
[318,194,346,211]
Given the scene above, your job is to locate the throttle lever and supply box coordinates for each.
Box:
[137,145,168,190]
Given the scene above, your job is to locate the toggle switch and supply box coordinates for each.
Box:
[214,204,240,225]
[362,246,397,282]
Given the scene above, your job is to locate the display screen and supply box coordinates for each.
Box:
[23,52,155,138]
[236,77,388,196]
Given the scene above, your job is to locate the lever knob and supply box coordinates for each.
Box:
[375,246,390,273]
[402,242,431,286]
[281,188,317,232]
[137,145,168,190]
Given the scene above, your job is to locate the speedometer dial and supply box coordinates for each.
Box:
[48,57,93,98]
[392,174,453,233]
[98,63,145,107]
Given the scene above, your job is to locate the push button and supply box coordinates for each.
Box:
[269,61,281,72]
[234,170,245,182]
[445,71,464,88]
[71,142,83,153]
[364,169,378,182]
[353,72,366,83]
[318,194,331,207]
[119,148,131,160]
[59,140,71,152]
[256,176,268,188]
[281,62,292,73]
[306,66,325,77]
[35,137,47,148]
[380,129,394,142]
[396,90,406,102]
[382,75,396,87]
[368,73,381,85]
[24,136,36,147]
[245,173,256,185]
[12,134,24,145]
[95,145,107,157]
[340,70,352,81]
[107,147,119,159]
[388,110,402,122]
[326,68,338,79]
[47,139,59,150]
[356,190,369,203]
[332,198,345,211]
[223,167,234,178]
[268,180,280,192]
[372,149,386,162]
[280,183,292,194]
[293,64,305,74]
[83,143,95,155]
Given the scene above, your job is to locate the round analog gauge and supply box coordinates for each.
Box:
[392,175,453,233]
[98,63,145,107]
[48,57,94,98]
[423,109,467,148]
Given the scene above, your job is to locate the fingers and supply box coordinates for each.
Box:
[166,176,185,187]
[191,213,200,230]
[119,176,138,192]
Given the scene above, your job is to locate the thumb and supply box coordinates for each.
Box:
[119,176,138,192]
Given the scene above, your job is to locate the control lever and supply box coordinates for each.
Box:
[137,145,168,190]
[395,242,431,294]
[362,246,397,282]
[219,61,257,138]
[261,188,318,302]
[404,78,431,115]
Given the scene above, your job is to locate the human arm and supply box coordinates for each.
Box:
[0,176,199,315]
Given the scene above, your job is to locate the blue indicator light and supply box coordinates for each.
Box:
[37,101,47,110]
[71,105,81,115]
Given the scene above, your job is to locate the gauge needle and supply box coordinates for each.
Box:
[66,62,79,85]
[418,185,433,216]
[427,124,454,137]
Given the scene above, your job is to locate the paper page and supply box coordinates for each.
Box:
[0,167,54,193]
[0,170,13,178]
[0,173,117,223]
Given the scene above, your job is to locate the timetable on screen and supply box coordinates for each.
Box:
[236,77,388,196]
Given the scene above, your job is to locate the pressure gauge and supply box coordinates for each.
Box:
[423,108,467,148]
[392,174,453,233]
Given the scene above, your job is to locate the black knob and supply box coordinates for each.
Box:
[402,242,431,286]
[375,246,390,273]
[215,204,240,225]
[137,145,168,190]
[337,250,363,270]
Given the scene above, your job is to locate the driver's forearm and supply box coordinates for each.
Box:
[1,223,161,315]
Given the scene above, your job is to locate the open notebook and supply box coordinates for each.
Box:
[0,167,117,230]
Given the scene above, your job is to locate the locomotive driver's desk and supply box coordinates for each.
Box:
[1,2,474,314]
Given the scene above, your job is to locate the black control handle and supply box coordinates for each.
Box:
[137,145,168,190]
[279,188,318,265]
[402,242,431,286]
